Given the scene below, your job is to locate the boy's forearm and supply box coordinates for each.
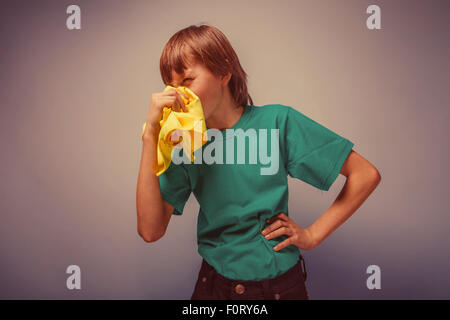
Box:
[307,169,381,249]
[136,129,166,242]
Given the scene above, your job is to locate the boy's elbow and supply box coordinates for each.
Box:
[138,229,165,243]
[369,167,381,186]
[372,167,381,181]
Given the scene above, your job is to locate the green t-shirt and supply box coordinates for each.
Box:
[158,104,354,281]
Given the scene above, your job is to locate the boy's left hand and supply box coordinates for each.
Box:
[261,212,317,251]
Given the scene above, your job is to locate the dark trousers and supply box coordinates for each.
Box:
[190,253,309,300]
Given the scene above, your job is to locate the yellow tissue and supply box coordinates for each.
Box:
[141,85,208,176]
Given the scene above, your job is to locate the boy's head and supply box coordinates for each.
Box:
[159,24,253,118]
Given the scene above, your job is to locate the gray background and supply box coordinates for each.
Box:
[1,0,449,299]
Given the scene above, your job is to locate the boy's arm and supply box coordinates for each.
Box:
[136,127,172,242]
[307,150,381,248]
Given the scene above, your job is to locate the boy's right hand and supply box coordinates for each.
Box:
[144,88,190,137]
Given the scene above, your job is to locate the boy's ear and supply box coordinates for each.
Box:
[221,72,232,85]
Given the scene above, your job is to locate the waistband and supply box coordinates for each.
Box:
[200,253,307,294]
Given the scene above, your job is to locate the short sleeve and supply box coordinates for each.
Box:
[284,106,354,191]
[158,159,192,216]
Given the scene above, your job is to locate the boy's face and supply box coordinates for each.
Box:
[169,61,228,120]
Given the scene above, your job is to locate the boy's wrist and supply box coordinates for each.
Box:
[306,226,320,250]
[142,122,160,141]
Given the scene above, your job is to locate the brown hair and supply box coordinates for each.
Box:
[160,24,253,108]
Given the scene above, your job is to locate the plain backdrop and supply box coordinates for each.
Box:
[1,0,449,299]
